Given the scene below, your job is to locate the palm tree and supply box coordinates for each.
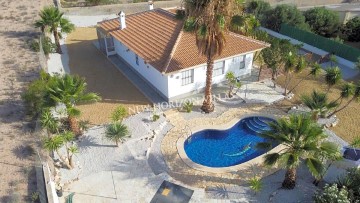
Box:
[283,54,297,95]
[325,67,342,94]
[105,122,130,146]
[230,14,260,36]
[253,30,269,81]
[43,135,72,169]
[328,81,360,117]
[35,6,75,54]
[256,114,339,189]
[184,0,233,113]
[327,82,355,118]
[288,62,322,95]
[47,74,101,135]
[301,90,338,120]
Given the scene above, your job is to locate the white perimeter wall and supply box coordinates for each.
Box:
[114,40,169,98]
[167,53,254,98]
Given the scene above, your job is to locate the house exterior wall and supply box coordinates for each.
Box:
[167,53,254,99]
[113,37,254,101]
[113,40,169,98]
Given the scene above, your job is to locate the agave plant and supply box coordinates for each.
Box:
[105,122,130,146]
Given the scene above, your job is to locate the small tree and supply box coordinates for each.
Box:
[43,133,77,169]
[105,122,130,146]
[342,16,360,42]
[304,7,340,37]
[249,176,263,194]
[225,71,242,97]
[283,55,307,96]
[245,0,271,24]
[264,4,310,32]
[301,90,338,120]
[111,105,128,122]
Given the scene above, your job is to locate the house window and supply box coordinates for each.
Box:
[231,55,246,69]
[181,69,194,86]
[213,61,225,77]
[135,54,139,65]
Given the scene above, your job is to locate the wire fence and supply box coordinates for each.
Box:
[280,24,360,62]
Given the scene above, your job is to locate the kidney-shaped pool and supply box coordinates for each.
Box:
[184,116,277,168]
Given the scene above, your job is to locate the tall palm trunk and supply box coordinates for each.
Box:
[53,29,62,54]
[201,56,215,113]
[68,115,81,136]
[282,168,296,189]
[328,97,354,117]
[257,65,263,81]
[69,154,75,168]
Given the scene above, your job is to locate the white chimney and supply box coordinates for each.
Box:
[149,1,154,10]
[118,11,126,30]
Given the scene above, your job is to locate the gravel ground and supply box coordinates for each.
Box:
[59,110,168,185]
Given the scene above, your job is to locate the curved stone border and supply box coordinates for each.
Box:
[176,114,285,173]
[161,105,287,187]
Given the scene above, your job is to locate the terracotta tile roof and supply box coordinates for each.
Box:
[98,9,269,74]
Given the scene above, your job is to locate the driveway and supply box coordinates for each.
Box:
[66,27,150,124]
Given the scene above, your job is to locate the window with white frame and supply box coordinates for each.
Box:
[181,69,194,86]
[231,55,246,69]
[135,54,139,65]
[213,61,225,77]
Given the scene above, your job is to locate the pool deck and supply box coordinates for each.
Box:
[161,105,287,188]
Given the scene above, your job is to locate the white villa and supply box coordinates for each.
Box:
[97,8,269,101]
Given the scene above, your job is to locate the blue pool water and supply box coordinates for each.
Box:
[184,116,277,168]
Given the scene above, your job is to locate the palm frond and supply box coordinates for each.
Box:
[263,153,280,166]
[305,158,324,179]
[255,142,272,150]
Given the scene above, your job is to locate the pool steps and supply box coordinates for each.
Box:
[243,117,272,134]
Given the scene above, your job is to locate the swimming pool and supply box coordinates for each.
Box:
[184,116,277,168]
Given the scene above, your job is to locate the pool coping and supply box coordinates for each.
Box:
[176,114,285,174]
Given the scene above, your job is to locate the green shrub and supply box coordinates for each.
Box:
[111,105,128,122]
[336,168,360,202]
[249,176,262,194]
[22,71,56,117]
[29,36,56,56]
[31,191,40,203]
[152,114,160,121]
[182,101,193,113]
[314,184,350,203]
